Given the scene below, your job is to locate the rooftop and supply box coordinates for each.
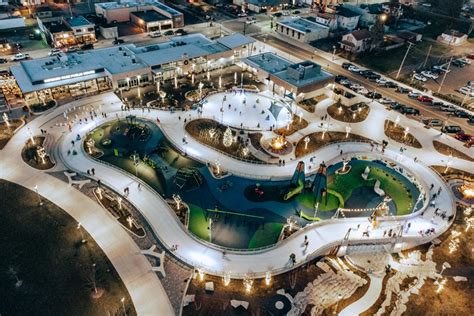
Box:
[244,52,292,74]
[336,6,360,18]
[95,1,181,16]
[65,16,94,27]
[42,21,71,33]
[243,53,333,88]
[277,16,329,33]
[349,29,372,40]
[215,33,255,49]
[131,10,168,22]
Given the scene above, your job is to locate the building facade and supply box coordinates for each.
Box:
[276,16,330,43]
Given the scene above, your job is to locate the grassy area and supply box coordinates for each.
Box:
[188,204,210,242]
[329,163,413,215]
[0,180,135,315]
[295,191,341,211]
[248,223,284,249]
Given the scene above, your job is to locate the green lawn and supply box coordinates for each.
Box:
[248,223,284,249]
[295,191,342,211]
[328,163,413,215]
[188,204,210,242]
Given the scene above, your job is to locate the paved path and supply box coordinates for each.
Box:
[0,94,175,316]
[339,274,385,316]
[51,92,466,277]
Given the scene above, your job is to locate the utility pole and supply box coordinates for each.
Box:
[437,56,453,94]
[396,42,413,79]
[422,44,432,68]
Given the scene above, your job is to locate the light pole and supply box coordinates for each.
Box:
[396,42,413,79]
[77,222,85,243]
[332,45,336,60]
[121,297,126,315]
[34,185,43,206]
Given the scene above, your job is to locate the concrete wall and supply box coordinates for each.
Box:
[99,25,118,39]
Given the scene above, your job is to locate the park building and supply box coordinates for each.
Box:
[276,16,330,43]
[242,52,334,100]
[95,1,184,30]
[37,16,96,49]
[10,33,256,105]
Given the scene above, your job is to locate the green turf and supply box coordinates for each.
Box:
[188,204,210,242]
[328,163,413,215]
[295,191,341,211]
[248,223,284,249]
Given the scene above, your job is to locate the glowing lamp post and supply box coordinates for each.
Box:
[219,75,222,89]
[234,72,237,84]
[34,185,43,206]
[117,197,122,210]
[191,73,195,85]
[403,127,409,139]
[2,112,9,128]
[304,136,310,150]
[243,274,253,293]
[96,187,103,199]
[173,194,182,210]
[207,70,210,81]
[215,159,221,175]
[174,76,178,89]
[27,127,35,145]
[345,125,351,138]
[77,222,85,243]
[223,272,231,286]
[198,82,204,100]
[265,271,271,286]
[127,216,133,228]
[395,115,400,127]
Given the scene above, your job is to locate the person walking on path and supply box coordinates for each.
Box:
[91,168,95,176]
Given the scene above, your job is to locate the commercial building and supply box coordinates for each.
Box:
[37,16,96,48]
[233,0,291,13]
[11,33,255,105]
[276,16,330,43]
[95,1,183,29]
[242,52,334,100]
[437,30,468,46]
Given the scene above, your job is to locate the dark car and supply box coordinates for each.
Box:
[396,87,410,93]
[0,58,7,64]
[400,107,420,115]
[454,110,470,118]
[175,29,187,35]
[468,116,474,124]
[431,101,444,106]
[342,62,353,69]
[81,43,94,50]
[452,60,465,67]
[384,81,398,88]
[359,70,374,77]
[454,132,473,142]
[367,74,381,81]
[367,91,382,99]
[164,30,174,36]
[335,75,347,83]
[113,38,124,45]
[442,125,463,133]
[390,103,403,111]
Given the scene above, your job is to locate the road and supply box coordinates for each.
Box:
[253,34,474,135]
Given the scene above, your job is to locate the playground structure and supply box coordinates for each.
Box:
[283,161,306,200]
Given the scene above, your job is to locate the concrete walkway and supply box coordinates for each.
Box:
[339,274,384,316]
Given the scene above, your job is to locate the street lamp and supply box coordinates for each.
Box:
[34,185,43,206]
[121,297,126,315]
[77,222,85,243]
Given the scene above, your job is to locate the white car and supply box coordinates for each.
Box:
[433,65,450,73]
[380,97,395,104]
[148,31,161,38]
[376,78,387,85]
[459,86,474,97]
[421,71,438,80]
[10,53,29,61]
[408,91,421,98]
[457,58,471,65]
[358,88,369,95]
[413,73,427,82]
[348,65,361,72]
[349,83,362,90]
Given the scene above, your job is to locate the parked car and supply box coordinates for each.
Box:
[245,17,257,24]
[384,81,398,88]
[335,75,347,83]
[149,31,161,38]
[431,101,445,106]
[380,97,395,104]
[452,59,465,67]
[164,30,174,36]
[237,12,248,17]
[413,73,427,82]
[422,119,443,127]
[454,132,473,142]
[175,29,187,36]
[396,87,410,93]
[454,110,470,118]
[467,54,474,60]
[376,78,388,85]
[440,104,456,112]
[348,65,361,72]
[342,62,353,69]
[408,91,421,98]
[400,107,420,115]
[459,86,474,97]
[10,53,29,61]
[366,91,382,99]
[81,43,94,50]
[442,125,463,133]
[457,58,471,65]
[0,58,8,64]
[468,116,474,124]
[417,95,433,103]
[433,65,450,73]
[390,103,403,111]
[113,38,124,45]
[421,71,438,80]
